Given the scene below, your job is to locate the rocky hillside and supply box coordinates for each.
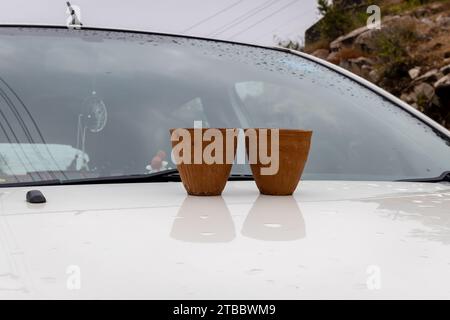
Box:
[305,0,450,129]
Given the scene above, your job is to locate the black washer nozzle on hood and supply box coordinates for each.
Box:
[26,190,46,204]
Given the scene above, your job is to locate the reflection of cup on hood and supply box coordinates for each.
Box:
[242,195,305,241]
[170,196,235,243]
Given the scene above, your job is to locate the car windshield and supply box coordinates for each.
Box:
[0,27,449,185]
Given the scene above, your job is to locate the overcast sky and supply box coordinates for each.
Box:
[0,0,320,45]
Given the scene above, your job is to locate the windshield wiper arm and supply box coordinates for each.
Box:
[398,171,450,183]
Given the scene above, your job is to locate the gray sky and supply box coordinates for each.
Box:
[0,0,320,45]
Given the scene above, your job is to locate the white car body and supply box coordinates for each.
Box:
[1,180,450,299]
[0,25,450,300]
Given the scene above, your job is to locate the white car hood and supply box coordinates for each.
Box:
[0,180,449,299]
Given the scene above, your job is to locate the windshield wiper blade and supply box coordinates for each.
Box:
[62,171,254,185]
[228,174,254,181]
[61,169,181,185]
[0,179,62,188]
[398,171,450,183]
[0,170,255,188]
[0,169,181,188]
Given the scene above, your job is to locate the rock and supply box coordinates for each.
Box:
[348,57,374,66]
[440,64,450,75]
[339,59,351,70]
[311,49,329,60]
[348,63,361,75]
[345,57,374,76]
[354,28,379,52]
[329,40,342,52]
[414,82,435,100]
[420,17,434,26]
[436,15,450,28]
[330,25,369,52]
[400,92,416,104]
[415,69,442,83]
[360,65,372,78]
[434,75,450,88]
[369,69,380,83]
[444,51,450,59]
[430,2,446,12]
[408,67,421,79]
[326,51,340,64]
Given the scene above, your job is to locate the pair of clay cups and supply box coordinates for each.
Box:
[170,128,312,196]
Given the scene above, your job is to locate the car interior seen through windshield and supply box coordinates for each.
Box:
[0,27,450,185]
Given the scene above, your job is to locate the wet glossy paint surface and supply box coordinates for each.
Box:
[0,180,449,299]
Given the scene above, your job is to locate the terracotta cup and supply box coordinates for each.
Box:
[245,129,312,196]
[170,128,238,196]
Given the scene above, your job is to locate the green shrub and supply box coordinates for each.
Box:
[316,0,368,42]
[372,22,418,74]
[370,22,419,92]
